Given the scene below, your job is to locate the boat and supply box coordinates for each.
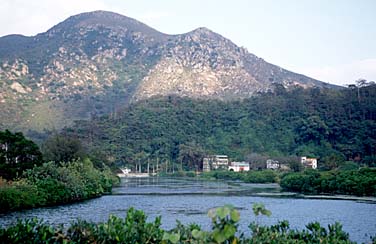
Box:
[117,167,151,178]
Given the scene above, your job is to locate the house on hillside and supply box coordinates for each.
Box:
[266,159,280,169]
[279,164,291,171]
[203,155,229,172]
[228,162,250,172]
[301,157,317,169]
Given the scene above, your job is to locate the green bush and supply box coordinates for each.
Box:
[0,218,67,244]
[0,182,40,211]
[248,220,355,244]
[0,159,118,213]
[66,208,164,243]
[0,204,359,243]
[281,168,376,196]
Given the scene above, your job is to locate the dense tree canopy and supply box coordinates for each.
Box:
[64,83,376,170]
[41,134,86,163]
[0,130,43,179]
[280,168,376,196]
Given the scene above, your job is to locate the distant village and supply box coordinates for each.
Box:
[119,155,318,177]
[203,155,317,172]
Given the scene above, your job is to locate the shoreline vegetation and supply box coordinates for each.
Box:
[0,128,375,244]
[158,168,376,197]
[0,159,119,214]
[0,130,119,214]
[0,204,370,244]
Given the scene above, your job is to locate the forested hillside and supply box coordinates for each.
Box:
[66,83,376,170]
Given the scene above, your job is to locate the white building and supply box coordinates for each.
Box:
[203,155,229,171]
[266,159,280,169]
[301,157,317,169]
[228,162,250,172]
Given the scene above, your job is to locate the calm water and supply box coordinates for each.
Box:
[1,177,375,243]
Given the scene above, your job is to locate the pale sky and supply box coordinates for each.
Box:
[1,0,375,86]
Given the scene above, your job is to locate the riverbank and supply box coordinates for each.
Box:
[0,159,119,214]
[280,168,376,197]
[159,168,376,197]
[1,176,374,243]
[300,194,376,203]
[159,170,279,184]
[0,205,364,244]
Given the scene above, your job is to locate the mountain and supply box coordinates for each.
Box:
[0,10,334,133]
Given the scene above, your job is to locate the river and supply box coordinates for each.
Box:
[1,177,375,243]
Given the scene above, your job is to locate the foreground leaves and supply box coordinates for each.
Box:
[0,203,362,243]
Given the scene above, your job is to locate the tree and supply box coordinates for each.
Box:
[0,130,43,179]
[133,151,149,172]
[320,153,346,170]
[288,160,303,172]
[295,116,329,145]
[63,86,376,168]
[177,142,205,170]
[245,153,267,170]
[42,134,86,163]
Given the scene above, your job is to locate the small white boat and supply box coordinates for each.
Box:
[117,167,150,178]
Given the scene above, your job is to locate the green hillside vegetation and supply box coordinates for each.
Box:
[66,83,376,171]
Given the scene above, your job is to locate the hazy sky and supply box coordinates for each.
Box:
[1,0,375,86]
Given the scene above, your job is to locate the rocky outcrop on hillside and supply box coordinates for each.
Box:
[0,10,332,132]
[136,28,257,99]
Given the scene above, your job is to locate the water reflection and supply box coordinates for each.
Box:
[114,177,281,196]
[0,177,375,243]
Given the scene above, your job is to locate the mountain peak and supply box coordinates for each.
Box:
[185,26,224,40]
[45,10,167,41]
[0,10,333,133]
[190,27,214,34]
[66,10,141,27]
